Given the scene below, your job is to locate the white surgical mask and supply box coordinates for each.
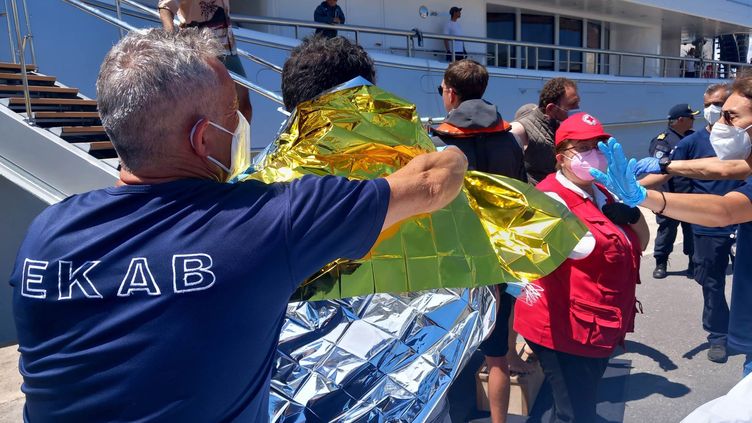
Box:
[190,110,251,182]
[709,122,752,160]
[703,105,722,126]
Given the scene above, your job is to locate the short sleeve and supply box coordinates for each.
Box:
[284,175,390,284]
[734,178,752,202]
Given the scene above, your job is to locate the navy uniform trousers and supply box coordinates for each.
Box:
[693,234,734,345]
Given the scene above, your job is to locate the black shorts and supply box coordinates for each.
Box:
[478,287,515,357]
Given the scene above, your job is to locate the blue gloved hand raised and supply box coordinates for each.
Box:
[589,138,647,207]
[633,157,661,175]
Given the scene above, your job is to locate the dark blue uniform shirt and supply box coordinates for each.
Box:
[729,178,752,353]
[649,126,693,193]
[671,127,743,236]
[10,175,390,422]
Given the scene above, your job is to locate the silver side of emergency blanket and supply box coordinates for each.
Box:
[269,287,496,422]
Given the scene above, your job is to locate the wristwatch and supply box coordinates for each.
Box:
[659,156,671,174]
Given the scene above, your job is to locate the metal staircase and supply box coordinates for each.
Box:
[0,61,118,167]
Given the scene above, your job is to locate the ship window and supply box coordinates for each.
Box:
[487,12,516,67]
[586,22,603,74]
[521,14,554,70]
[559,17,583,72]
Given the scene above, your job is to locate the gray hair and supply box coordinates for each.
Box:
[96,28,223,172]
[705,83,732,98]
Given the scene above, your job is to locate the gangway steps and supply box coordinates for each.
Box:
[0,84,78,96]
[0,73,56,85]
[0,63,37,72]
[0,61,118,163]
[2,98,98,113]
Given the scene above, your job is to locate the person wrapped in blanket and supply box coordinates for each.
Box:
[513,113,650,423]
[259,35,587,422]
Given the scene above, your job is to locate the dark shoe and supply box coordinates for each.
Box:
[708,344,728,363]
[686,261,695,279]
[653,262,667,279]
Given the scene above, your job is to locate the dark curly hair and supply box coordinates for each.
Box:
[281,35,376,111]
[538,77,577,109]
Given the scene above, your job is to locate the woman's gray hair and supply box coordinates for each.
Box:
[96,28,223,172]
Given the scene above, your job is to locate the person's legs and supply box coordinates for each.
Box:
[506,301,535,374]
[653,215,679,278]
[527,341,609,423]
[682,222,695,277]
[479,289,514,423]
[693,234,732,362]
[486,355,511,423]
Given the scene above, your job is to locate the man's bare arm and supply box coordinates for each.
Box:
[642,190,752,228]
[667,157,751,180]
[382,146,468,230]
[638,174,671,189]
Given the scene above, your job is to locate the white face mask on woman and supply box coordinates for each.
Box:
[710,121,752,161]
[190,110,251,182]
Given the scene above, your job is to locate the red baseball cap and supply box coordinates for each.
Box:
[555,112,611,146]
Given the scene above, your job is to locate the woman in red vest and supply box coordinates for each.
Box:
[514,112,650,423]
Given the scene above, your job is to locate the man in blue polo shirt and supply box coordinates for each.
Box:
[670,83,742,363]
[9,29,468,422]
[592,75,752,378]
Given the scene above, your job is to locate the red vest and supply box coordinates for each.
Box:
[514,174,642,358]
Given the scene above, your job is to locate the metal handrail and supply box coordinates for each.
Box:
[2,0,13,64]
[236,14,752,79]
[8,0,31,124]
[63,0,284,105]
[115,0,282,74]
[20,0,33,64]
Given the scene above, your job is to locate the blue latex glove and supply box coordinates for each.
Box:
[589,138,647,207]
[633,157,661,175]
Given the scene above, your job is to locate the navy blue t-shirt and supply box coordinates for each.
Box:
[729,178,752,353]
[671,128,743,236]
[9,175,389,422]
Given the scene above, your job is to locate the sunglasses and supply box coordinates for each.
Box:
[722,110,735,124]
[437,85,460,97]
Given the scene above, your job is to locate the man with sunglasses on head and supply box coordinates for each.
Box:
[638,85,742,363]
[510,77,580,185]
[591,76,752,379]
[644,103,698,279]
[432,59,525,423]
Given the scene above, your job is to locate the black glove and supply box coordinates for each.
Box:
[602,202,641,225]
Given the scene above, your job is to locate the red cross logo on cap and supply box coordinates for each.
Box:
[581,114,597,126]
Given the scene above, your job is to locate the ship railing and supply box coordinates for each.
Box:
[1,0,36,124]
[236,14,752,80]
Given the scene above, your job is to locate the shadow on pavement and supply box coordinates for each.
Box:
[683,342,710,360]
[614,340,679,371]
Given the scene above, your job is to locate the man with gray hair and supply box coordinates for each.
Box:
[637,84,741,363]
[9,28,468,421]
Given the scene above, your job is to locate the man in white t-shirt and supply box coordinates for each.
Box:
[444,6,466,62]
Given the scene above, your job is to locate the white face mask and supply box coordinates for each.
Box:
[710,121,752,160]
[703,105,722,126]
[190,110,251,182]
